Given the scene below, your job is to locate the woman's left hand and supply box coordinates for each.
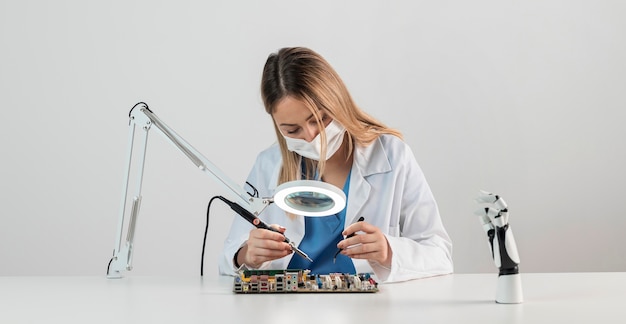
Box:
[337,220,392,267]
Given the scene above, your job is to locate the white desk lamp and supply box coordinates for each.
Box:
[106,102,346,279]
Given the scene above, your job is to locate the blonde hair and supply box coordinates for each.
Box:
[261,47,402,185]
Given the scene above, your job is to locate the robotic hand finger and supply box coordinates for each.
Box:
[476,190,508,209]
[475,190,509,227]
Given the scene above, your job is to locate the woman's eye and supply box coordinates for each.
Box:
[286,128,299,134]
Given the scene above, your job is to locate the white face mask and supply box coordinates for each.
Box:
[282,120,346,161]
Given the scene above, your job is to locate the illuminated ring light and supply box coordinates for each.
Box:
[273,180,346,217]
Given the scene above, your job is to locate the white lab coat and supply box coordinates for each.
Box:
[218,134,453,283]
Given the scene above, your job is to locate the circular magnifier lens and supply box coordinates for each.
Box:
[273,180,346,216]
[284,191,335,213]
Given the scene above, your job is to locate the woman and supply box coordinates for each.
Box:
[219,47,453,283]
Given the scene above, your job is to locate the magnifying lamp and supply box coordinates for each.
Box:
[106,102,346,279]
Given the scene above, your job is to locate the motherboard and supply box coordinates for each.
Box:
[233,269,379,293]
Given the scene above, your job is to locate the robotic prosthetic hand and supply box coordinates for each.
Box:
[475,190,523,304]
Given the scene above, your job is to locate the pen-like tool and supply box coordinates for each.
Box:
[219,196,313,262]
[333,216,365,263]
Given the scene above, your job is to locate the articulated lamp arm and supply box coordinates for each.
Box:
[136,103,270,211]
[106,102,271,278]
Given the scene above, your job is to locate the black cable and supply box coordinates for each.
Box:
[245,181,259,198]
[201,183,259,276]
[106,250,114,275]
[201,196,221,276]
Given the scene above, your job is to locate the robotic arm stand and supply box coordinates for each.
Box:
[475,190,523,303]
[106,102,272,278]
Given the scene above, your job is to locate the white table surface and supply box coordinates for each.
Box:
[1,272,624,323]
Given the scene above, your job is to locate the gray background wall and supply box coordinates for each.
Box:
[1,0,624,276]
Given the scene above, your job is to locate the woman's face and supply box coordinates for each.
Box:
[272,96,331,142]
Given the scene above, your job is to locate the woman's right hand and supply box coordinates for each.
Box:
[236,225,293,268]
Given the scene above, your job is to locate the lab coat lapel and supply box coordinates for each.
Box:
[345,137,392,226]
[346,163,370,225]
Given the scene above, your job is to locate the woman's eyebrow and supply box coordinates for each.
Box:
[279,113,315,126]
